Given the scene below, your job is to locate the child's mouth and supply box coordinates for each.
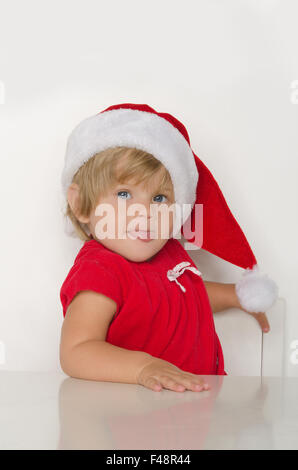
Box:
[127,230,155,242]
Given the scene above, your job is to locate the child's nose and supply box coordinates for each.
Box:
[137,198,153,218]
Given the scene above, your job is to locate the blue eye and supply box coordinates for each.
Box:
[153,194,167,203]
[117,190,131,199]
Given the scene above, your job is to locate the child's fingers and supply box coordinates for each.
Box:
[180,376,210,391]
[171,371,210,391]
[249,311,270,332]
[145,377,163,391]
[244,308,271,333]
[159,376,186,392]
[158,375,209,393]
[138,359,211,392]
[257,313,270,332]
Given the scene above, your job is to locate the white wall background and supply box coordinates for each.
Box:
[0,0,297,376]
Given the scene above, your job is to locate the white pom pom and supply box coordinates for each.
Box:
[235,265,279,313]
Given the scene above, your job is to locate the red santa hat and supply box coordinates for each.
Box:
[61,102,278,313]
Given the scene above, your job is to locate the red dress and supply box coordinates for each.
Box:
[60,237,227,375]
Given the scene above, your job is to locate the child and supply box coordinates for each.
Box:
[59,103,278,393]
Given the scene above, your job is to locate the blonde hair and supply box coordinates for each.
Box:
[64,146,174,241]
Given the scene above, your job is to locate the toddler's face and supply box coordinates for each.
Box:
[87,168,175,262]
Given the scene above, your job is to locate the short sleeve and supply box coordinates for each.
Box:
[60,259,123,318]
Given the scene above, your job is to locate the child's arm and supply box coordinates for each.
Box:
[203,281,270,332]
[60,290,154,384]
[60,290,210,392]
[203,281,239,312]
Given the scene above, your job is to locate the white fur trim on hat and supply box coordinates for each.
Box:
[61,108,198,235]
[235,264,279,313]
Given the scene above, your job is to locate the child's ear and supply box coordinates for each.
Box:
[67,183,90,224]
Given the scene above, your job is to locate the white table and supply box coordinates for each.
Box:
[0,371,297,450]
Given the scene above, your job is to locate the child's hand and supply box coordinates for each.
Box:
[136,356,210,393]
[204,282,271,333]
[242,309,270,333]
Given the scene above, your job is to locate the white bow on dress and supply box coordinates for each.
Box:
[167,261,202,293]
